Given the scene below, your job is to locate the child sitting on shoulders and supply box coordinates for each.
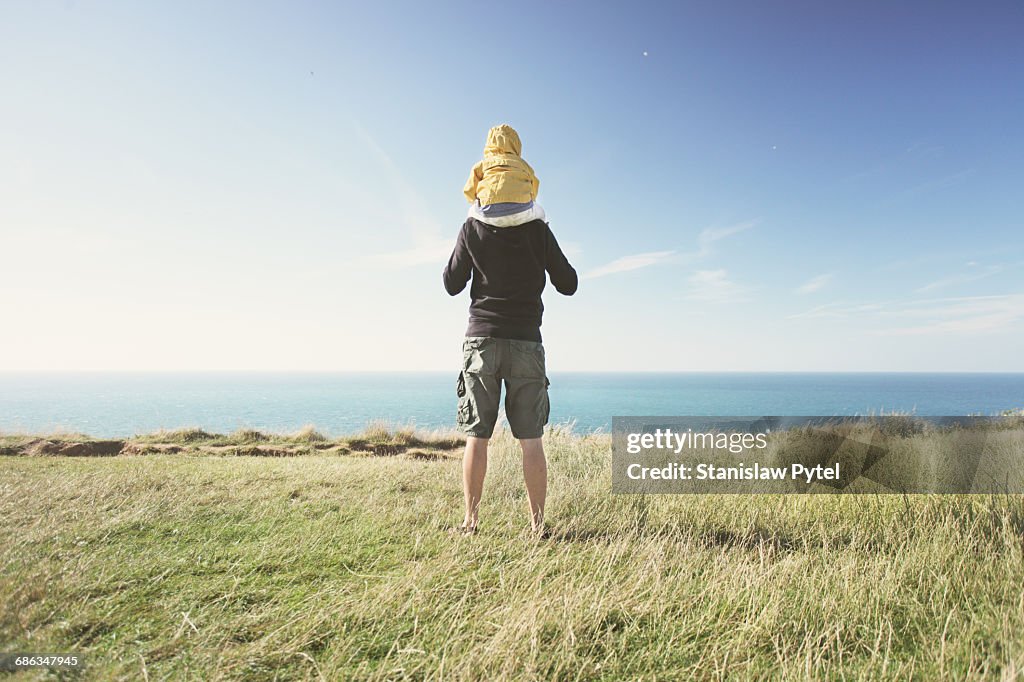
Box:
[463,124,547,227]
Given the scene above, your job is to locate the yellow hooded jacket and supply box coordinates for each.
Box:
[463,124,540,206]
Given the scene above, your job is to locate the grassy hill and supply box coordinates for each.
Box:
[2,425,1023,680]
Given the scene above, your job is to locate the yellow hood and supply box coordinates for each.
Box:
[463,123,539,206]
[483,124,522,157]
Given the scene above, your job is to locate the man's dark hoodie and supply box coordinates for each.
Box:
[443,218,578,342]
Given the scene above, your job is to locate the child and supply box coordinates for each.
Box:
[463,124,547,227]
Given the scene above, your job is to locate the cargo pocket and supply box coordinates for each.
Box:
[463,337,497,375]
[456,371,474,427]
[510,341,546,378]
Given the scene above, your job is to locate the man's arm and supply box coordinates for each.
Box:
[544,225,578,296]
[443,223,472,296]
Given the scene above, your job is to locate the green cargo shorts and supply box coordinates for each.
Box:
[456,336,551,439]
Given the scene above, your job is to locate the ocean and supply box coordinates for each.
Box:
[1,372,1021,438]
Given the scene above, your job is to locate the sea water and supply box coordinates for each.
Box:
[0,372,1021,438]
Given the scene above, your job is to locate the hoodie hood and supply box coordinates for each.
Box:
[483,124,522,157]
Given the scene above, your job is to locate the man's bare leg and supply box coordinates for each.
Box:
[520,437,547,532]
[462,436,488,529]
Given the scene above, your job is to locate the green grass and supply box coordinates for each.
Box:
[1,426,1023,680]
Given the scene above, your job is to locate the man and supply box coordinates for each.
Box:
[443,207,578,535]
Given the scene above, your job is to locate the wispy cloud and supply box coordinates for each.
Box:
[790,294,1024,335]
[795,273,833,295]
[899,168,976,198]
[684,269,750,303]
[362,239,455,268]
[560,240,584,260]
[881,248,1024,273]
[882,295,1024,335]
[688,220,757,259]
[353,123,451,268]
[581,251,675,280]
[915,263,1003,293]
[788,301,886,319]
[582,219,756,280]
[839,142,945,185]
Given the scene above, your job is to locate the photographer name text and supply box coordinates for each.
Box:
[624,428,838,484]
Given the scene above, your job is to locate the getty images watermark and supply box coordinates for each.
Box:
[612,416,1024,494]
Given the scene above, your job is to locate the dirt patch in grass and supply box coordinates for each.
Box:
[406,449,451,461]
[20,438,126,457]
[2,426,465,460]
[120,443,185,456]
[199,445,306,457]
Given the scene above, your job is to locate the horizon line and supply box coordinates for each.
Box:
[2,369,1023,375]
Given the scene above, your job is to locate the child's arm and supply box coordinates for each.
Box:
[526,161,540,200]
[462,162,483,203]
[443,223,472,295]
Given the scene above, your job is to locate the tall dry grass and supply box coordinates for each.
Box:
[1,425,1022,680]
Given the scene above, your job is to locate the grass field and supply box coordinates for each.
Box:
[2,425,1023,680]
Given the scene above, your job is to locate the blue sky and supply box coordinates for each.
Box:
[1,0,1022,371]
